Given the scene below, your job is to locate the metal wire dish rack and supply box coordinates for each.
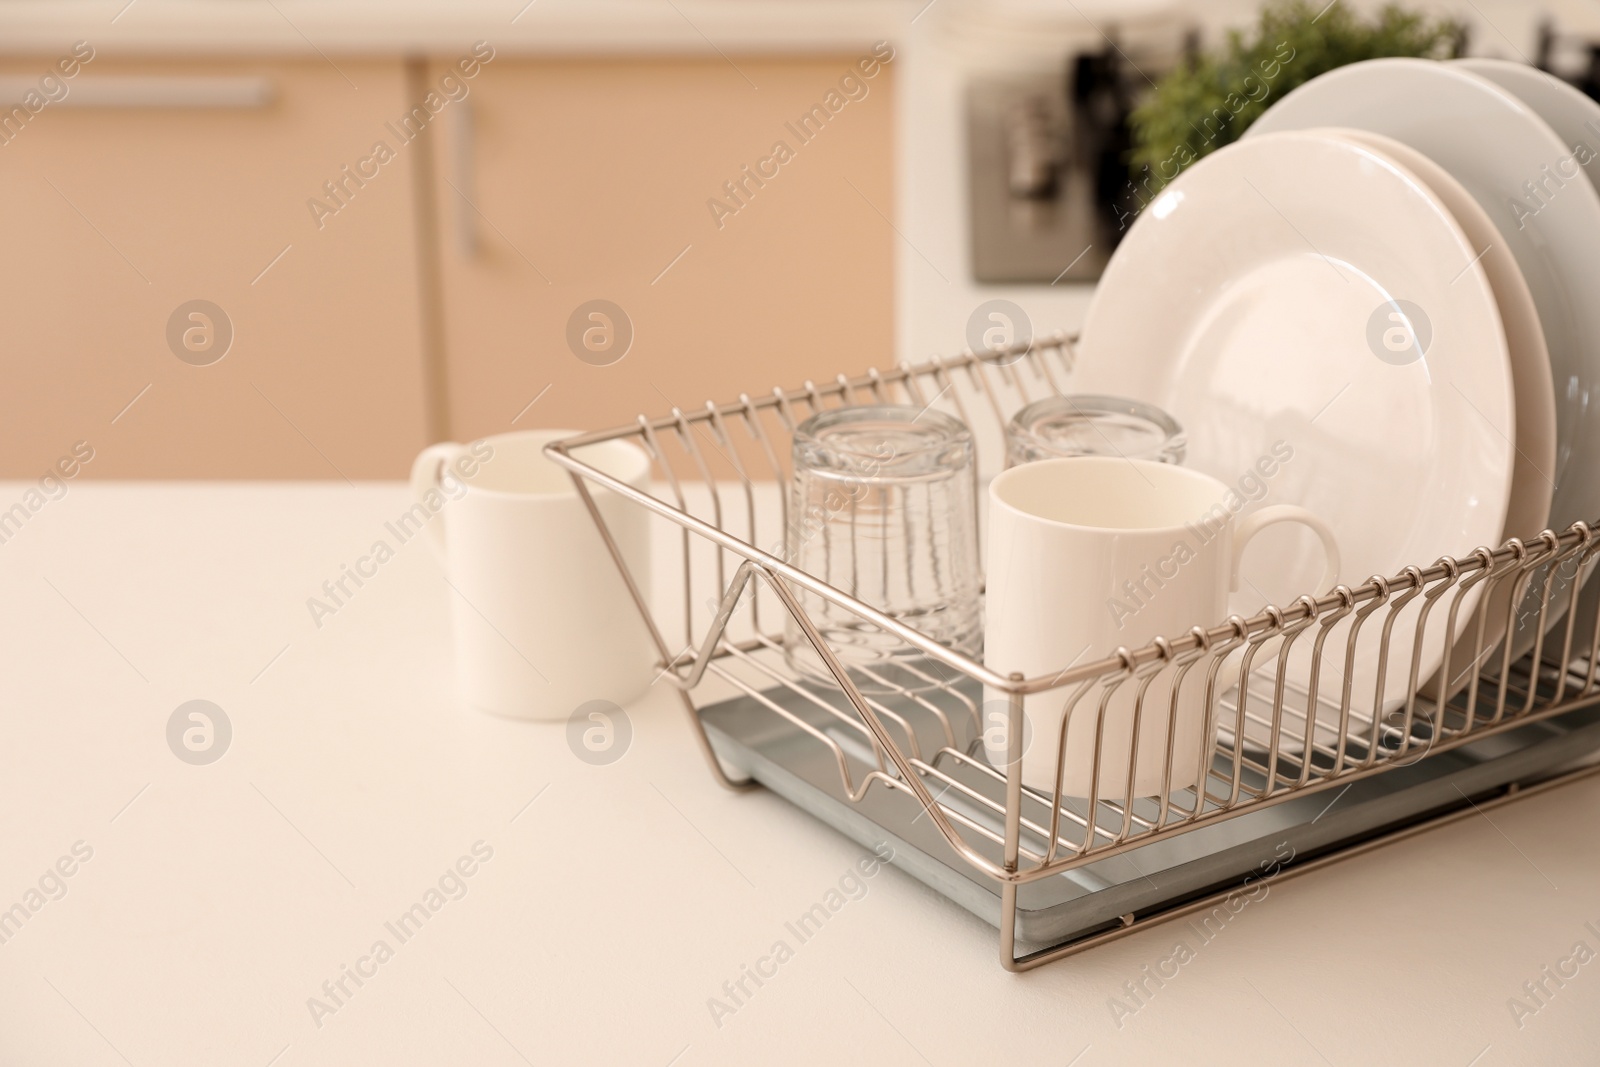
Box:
[545,333,1600,971]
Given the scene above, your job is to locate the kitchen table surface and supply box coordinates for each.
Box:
[3,482,1598,1066]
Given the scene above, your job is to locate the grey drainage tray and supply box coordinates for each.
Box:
[700,678,1600,946]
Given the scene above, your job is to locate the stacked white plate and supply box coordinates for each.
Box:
[1071,57,1600,746]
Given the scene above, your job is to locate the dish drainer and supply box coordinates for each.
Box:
[545,333,1600,971]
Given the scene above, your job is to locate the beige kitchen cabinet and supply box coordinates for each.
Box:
[424,54,896,445]
[0,55,432,479]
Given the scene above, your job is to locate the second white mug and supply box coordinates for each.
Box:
[983,457,1340,799]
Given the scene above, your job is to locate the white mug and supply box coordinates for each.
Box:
[983,457,1340,799]
[410,429,654,720]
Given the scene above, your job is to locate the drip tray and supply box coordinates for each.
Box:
[699,679,1600,946]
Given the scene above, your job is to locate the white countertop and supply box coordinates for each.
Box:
[3,481,1598,1065]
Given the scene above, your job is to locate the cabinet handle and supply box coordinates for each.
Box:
[0,76,274,108]
[449,99,477,258]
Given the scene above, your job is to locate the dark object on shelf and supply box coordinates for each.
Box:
[1539,20,1600,104]
[967,32,1191,284]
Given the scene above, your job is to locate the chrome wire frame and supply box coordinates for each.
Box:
[545,333,1600,971]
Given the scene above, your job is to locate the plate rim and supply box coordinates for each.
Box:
[1326,125,1556,690]
[1247,56,1600,657]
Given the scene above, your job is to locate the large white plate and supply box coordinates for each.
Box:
[1330,127,1555,696]
[1455,58,1600,190]
[1250,58,1600,666]
[1073,129,1514,734]
[1454,58,1600,667]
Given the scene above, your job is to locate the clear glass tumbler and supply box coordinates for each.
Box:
[783,405,981,694]
[1006,394,1186,467]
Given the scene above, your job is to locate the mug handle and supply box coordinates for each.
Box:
[1231,505,1340,595]
[408,442,462,561]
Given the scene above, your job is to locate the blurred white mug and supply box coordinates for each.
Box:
[983,457,1339,799]
[410,429,654,720]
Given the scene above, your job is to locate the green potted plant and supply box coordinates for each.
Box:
[1118,1,1461,225]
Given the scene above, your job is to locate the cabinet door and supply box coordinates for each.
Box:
[427,55,896,441]
[0,56,431,478]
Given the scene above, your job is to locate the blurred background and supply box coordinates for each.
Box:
[0,0,1583,479]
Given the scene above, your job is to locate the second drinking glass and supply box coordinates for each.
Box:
[1006,394,1186,467]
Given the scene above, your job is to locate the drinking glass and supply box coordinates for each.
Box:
[783,405,981,693]
[1006,394,1186,467]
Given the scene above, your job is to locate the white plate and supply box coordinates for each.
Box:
[1454,58,1600,665]
[1250,58,1600,665]
[1455,58,1600,190]
[1073,129,1514,737]
[1330,127,1555,696]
